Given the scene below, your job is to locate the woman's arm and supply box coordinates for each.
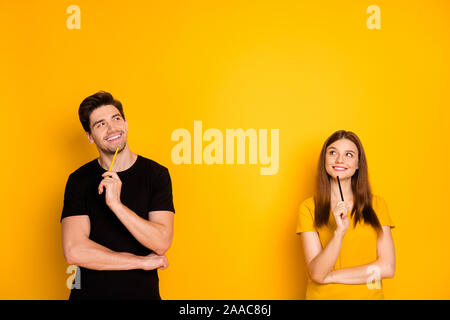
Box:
[301,201,351,283]
[324,226,396,284]
[301,230,346,283]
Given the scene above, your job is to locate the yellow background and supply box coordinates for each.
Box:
[1,0,449,299]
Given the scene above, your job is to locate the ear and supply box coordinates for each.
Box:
[125,119,129,132]
[85,131,94,144]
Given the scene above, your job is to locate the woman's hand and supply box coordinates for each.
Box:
[333,201,350,236]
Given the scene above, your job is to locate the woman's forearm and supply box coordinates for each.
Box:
[324,259,395,285]
[309,231,345,283]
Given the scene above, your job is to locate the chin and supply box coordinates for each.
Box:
[327,170,351,180]
[336,172,356,180]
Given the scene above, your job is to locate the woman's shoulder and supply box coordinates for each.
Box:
[372,194,388,208]
[299,196,315,210]
[297,196,317,232]
[371,194,394,227]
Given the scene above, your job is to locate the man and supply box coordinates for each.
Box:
[61,91,175,299]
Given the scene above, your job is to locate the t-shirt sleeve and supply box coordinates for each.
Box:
[296,199,316,234]
[374,195,395,228]
[149,167,175,213]
[60,173,88,222]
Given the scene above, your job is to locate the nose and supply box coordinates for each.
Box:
[105,127,119,138]
[336,153,344,163]
[105,121,116,132]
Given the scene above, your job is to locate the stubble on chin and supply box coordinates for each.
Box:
[98,139,127,155]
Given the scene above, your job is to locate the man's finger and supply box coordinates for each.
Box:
[98,179,111,194]
[102,171,119,179]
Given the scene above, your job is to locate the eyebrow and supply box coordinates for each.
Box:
[91,113,122,128]
[327,147,357,153]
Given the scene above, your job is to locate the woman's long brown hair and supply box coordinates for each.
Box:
[314,130,382,232]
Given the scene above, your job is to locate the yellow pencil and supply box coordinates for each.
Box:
[108,147,119,172]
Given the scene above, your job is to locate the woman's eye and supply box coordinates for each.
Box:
[346,153,353,157]
[329,151,336,155]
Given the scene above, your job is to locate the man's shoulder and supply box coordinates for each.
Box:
[138,155,170,174]
[67,158,98,182]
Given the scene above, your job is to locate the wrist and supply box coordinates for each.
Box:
[137,255,146,270]
[334,229,346,239]
[324,271,335,284]
[109,201,124,212]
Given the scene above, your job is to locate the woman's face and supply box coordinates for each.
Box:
[325,138,359,180]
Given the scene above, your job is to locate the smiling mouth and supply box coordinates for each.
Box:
[332,166,348,171]
[106,133,122,142]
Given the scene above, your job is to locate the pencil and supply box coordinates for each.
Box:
[108,147,119,172]
[337,176,344,201]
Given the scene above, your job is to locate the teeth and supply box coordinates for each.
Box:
[107,134,120,141]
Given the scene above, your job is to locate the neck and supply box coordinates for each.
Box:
[98,144,137,172]
[330,176,353,202]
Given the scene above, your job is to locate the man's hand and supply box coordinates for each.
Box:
[140,253,169,270]
[98,171,122,209]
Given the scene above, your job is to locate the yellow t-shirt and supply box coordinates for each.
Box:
[296,195,395,300]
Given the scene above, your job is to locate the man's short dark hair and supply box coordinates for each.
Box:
[78,91,125,133]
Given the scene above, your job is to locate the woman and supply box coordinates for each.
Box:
[296,130,395,299]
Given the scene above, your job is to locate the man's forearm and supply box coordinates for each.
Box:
[110,203,171,254]
[325,259,394,285]
[308,231,345,283]
[67,238,145,271]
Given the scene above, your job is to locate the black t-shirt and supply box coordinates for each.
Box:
[61,155,175,300]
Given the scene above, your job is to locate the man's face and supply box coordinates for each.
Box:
[86,104,128,154]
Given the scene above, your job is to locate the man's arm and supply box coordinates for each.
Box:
[324,226,396,284]
[98,170,174,255]
[109,205,174,255]
[62,215,168,271]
